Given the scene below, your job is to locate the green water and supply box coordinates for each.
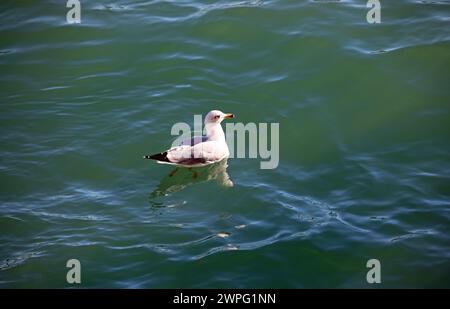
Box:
[1,0,449,288]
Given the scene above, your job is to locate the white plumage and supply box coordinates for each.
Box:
[144,110,234,168]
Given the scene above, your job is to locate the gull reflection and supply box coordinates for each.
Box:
[150,159,233,198]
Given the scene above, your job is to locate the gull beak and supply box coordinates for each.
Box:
[224,113,234,119]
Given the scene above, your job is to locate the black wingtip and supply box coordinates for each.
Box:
[143,152,169,162]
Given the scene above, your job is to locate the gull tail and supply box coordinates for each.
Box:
[143,151,170,163]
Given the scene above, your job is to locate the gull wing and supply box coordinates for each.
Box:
[178,135,209,146]
[144,141,228,167]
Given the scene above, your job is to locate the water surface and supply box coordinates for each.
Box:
[0,0,449,288]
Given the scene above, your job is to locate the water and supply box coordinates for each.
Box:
[1,0,449,288]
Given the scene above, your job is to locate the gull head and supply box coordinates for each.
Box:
[204,110,234,125]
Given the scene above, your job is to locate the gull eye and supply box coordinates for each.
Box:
[214,115,220,119]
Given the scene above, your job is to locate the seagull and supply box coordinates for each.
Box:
[144,110,234,177]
